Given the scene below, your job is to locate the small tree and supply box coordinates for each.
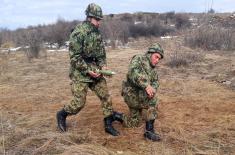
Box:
[22,29,43,59]
[0,28,12,46]
[160,11,175,24]
[101,19,130,48]
[51,18,69,47]
[175,14,191,29]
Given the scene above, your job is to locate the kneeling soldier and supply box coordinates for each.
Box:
[114,43,164,141]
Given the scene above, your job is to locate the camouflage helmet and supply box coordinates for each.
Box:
[85,3,103,20]
[147,43,164,59]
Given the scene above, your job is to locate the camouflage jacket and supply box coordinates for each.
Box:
[69,21,106,82]
[126,54,159,91]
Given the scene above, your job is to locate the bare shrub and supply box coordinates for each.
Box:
[167,51,204,68]
[0,29,13,46]
[101,19,130,48]
[185,25,235,50]
[22,29,43,60]
[129,21,174,38]
[49,18,74,47]
[129,23,148,38]
[101,12,175,44]
[175,14,191,29]
[159,11,175,24]
[120,13,134,23]
[167,51,189,68]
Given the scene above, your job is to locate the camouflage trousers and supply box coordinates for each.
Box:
[64,77,113,117]
[121,81,158,128]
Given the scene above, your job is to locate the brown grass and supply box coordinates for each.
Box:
[0,38,234,154]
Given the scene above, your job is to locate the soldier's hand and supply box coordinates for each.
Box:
[102,66,109,70]
[145,85,156,98]
[88,71,101,78]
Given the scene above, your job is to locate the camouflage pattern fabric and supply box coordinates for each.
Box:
[64,78,113,117]
[121,54,159,127]
[69,21,106,82]
[64,21,113,117]
[147,42,164,59]
[85,3,103,19]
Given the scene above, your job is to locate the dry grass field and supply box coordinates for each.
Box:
[0,38,235,155]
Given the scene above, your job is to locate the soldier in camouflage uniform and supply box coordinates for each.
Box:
[56,3,121,136]
[113,43,164,141]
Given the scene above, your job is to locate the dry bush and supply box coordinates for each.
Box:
[101,12,176,47]
[21,29,43,60]
[100,19,130,48]
[175,13,191,29]
[167,51,188,68]
[48,18,77,47]
[159,11,175,24]
[0,29,12,47]
[167,51,204,68]
[119,13,134,23]
[185,25,235,51]
[129,21,174,38]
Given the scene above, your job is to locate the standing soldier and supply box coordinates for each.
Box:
[113,43,164,141]
[56,3,121,136]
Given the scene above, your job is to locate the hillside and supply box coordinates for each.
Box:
[0,37,234,155]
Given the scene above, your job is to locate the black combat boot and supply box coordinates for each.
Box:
[56,109,68,132]
[104,115,120,136]
[144,120,161,141]
[112,111,124,123]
